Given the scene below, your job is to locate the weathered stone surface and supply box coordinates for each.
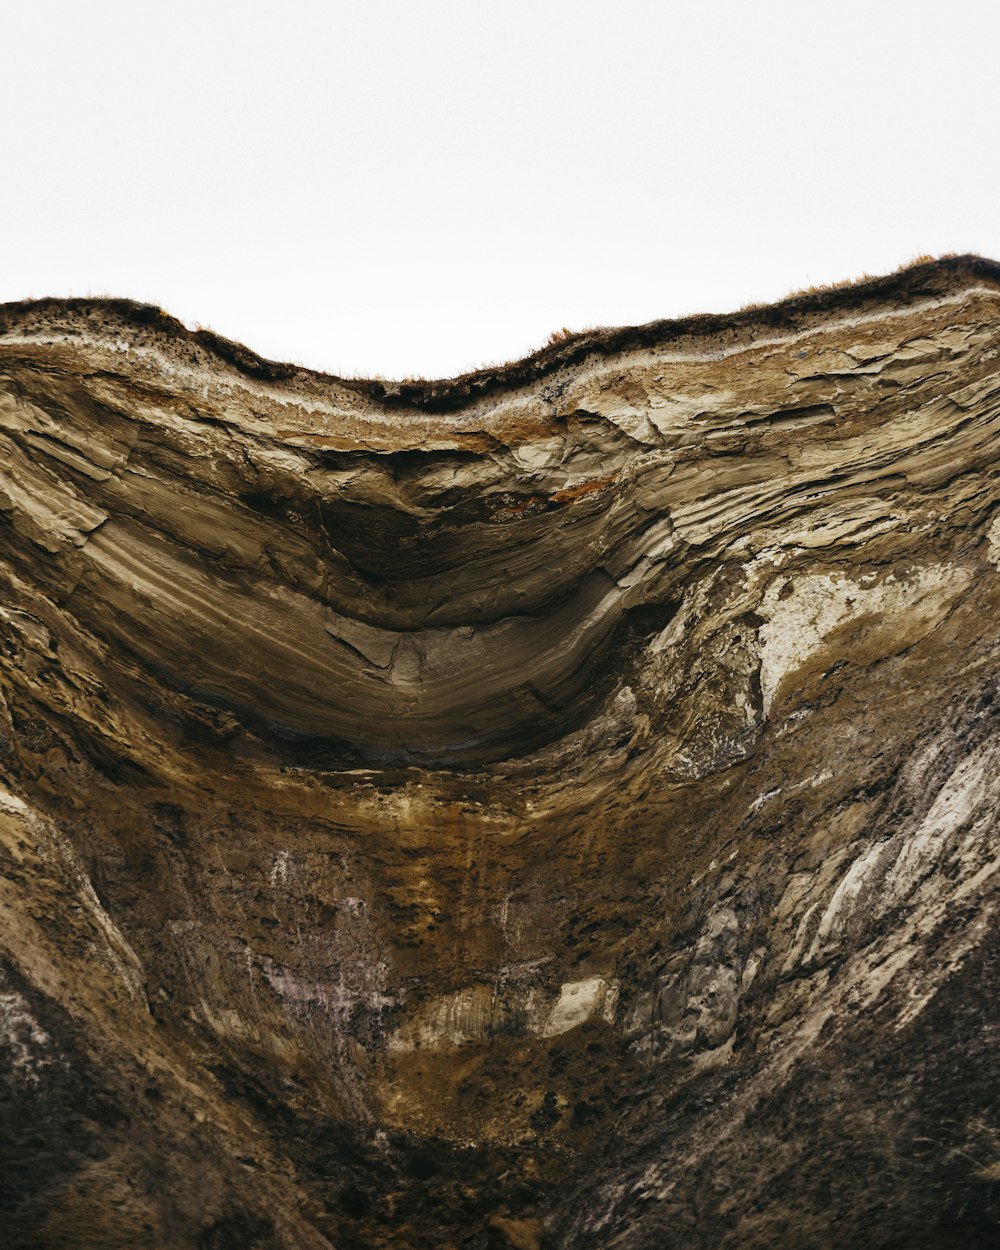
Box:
[0,255,998,1247]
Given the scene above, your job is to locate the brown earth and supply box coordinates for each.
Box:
[0,256,999,1248]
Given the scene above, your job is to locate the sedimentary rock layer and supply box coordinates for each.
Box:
[1,256,999,1248]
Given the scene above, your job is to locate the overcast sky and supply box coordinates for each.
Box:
[2,1,998,379]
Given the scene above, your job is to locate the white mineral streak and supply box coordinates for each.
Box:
[0,785,147,1006]
[757,564,971,715]
[0,975,52,1081]
[388,975,619,1052]
[600,738,1000,1218]
[0,783,29,816]
[987,513,1000,568]
[804,739,1000,972]
[542,976,619,1037]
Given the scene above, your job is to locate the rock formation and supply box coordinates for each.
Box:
[0,256,998,1248]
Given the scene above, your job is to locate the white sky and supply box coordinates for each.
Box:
[2,1,998,380]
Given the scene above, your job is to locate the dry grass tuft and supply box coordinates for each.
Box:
[787,273,879,298]
[785,253,960,302]
[546,326,574,346]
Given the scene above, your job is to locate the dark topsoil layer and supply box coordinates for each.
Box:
[0,255,998,415]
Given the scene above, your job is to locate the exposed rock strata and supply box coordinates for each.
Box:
[0,256,999,1248]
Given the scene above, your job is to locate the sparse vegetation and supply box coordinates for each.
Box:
[546,326,574,346]
[785,252,957,301]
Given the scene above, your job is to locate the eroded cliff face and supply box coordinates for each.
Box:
[1,257,999,1249]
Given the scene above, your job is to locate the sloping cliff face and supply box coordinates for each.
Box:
[1,257,999,1249]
